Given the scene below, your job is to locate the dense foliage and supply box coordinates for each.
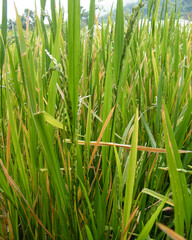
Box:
[0,0,192,239]
[104,0,192,21]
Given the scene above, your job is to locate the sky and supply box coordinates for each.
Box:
[0,0,137,23]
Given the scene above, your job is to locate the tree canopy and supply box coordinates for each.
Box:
[7,8,35,30]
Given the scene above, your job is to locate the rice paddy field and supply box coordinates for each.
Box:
[0,0,192,239]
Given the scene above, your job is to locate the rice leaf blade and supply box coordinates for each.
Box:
[162,101,190,234]
[137,194,167,240]
[68,0,80,137]
[114,0,124,84]
[123,108,138,239]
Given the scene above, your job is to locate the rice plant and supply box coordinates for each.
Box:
[0,0,191,239]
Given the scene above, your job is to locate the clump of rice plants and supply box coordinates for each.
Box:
[0,0,191,239]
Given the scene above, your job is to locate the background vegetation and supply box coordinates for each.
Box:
[102,0,192,21]
[0,0,191,239]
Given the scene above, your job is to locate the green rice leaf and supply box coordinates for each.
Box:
[102,45,113,177]
[86,225,94,240]
[151,50,158,90]
[173,68,184,130]
[162,101,190,235]
[114,0,124,85]
[175,98,192,149]
[35,111,63,129]
[15,7,36,113]
[34,112,71,232]
[51,0,57,39]
[142,188,174,206]
[88,0,95,70]
[114,146,122,191]
[0,0,7,122]
[137,194,167,240]
[68,0,80,137]
[123,108,138,239]
[47,12,62,117]
[156,68,164,134]
[0,0,7,71]
[5,59,31,200]
[78,176,98,239]
[140,114,156,148]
